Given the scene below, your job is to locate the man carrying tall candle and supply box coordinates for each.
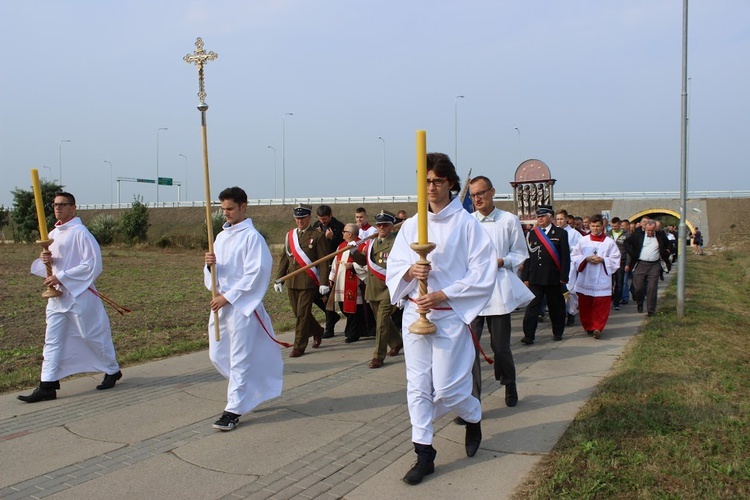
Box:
[18,192,122,403]
[386,153,496,485]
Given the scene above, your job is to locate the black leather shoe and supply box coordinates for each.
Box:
[344,337,359,343]
[453,416,468,425]
[637,303,644,313]
[96,371,122,390]
[465,421,482,457]
[553,335,563,341]
[322,330,335,339]
[520,337,534,345]
[505,383,518,407]
[17,382,58,403]
[566,314,576,326]
[403,444,436,485]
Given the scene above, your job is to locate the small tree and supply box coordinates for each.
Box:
[10,180,63,242]
[119,196,150,243]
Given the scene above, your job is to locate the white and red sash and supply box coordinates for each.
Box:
[366,240,387,282]
[287,229,320,286]
[335,242,360,313]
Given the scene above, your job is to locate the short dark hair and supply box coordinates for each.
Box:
[590,214,604,225]
[622,219,630,224]
[317,205,332,217]
[55,191,76,205]
[355,207,367,214]
[469,176,493,189]
[556,209,569,217]
[611,217,621,224]
[426,153,460,193]
[218,186,247,205]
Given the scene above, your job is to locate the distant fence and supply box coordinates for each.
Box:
[77,190,750,210]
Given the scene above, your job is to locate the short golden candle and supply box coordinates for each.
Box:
[416,130,427,244]
[30,169,48,240]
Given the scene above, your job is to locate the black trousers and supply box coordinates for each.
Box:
[612,263,625,306]
[469,314,515,399]
[523,284,566,338]
[313,293,341,333]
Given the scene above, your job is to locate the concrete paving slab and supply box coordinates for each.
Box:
[0,426,122,488]
[172,408,361,476]
[47,453,255,500]
[67,392,220,444]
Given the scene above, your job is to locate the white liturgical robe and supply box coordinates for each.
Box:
[571,234,621,297]
[386,196,496,445]
[205,217,283,415]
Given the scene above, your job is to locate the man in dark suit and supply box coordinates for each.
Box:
[275,204,331,357]
[624,219,671,316]
[520,205,571,343]
[312,205,344,338]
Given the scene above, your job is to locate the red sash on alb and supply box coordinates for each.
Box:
[335,243,359,314]
[287,229,320,286]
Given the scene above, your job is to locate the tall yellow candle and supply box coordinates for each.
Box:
[30,169,49,241]
[416,130,428,244]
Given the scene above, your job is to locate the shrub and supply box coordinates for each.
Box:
[201,209,225,249]
[88,214,119,245]
[10,180,63,242]
[119,196,150,244]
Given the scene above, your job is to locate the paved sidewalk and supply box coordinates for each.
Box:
[0,282,667,499]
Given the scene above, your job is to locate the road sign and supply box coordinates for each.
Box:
[137,178,156,184]
[158,177,173,186]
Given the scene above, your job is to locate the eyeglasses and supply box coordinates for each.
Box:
[426,178,447,187]
[343,230,352,234]
[469,188,491,199]
[52,203,73,208]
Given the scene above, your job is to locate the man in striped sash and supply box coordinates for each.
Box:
[275,204,330,357]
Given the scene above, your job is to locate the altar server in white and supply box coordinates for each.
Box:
[386,153,495,485]
[571,214,621,339]
[204,187,283,431]
[19,192,121,403]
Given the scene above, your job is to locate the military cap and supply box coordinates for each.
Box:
[536,204,554,216]
[293,203,312,218]
[374,210,397,225]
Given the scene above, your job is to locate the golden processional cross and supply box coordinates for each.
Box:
[184,37,220,341]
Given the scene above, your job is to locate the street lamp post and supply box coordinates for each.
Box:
[58,139,71,185]
[514,127,521,164]
[267,145,277,198]
[156,127,168,205]
[41,166,52,181]
[454,95,464,168]
[282,112,293,205]
[104,160,113,205]
[178,153,188,201]
[378,136,386,196]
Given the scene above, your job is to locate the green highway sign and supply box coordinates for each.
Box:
[137,178,156,184]
[158,177,173,186]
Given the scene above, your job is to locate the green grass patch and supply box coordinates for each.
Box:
[515,251,750,498]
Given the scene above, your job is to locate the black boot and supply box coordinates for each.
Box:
[17,381,59,403]
[96,370,122,390]
[465,420,482,457]
[403,443,436,485]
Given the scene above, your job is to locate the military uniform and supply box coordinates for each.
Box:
[520,205,571,341]
[351,211,402,366]
[276,204,330,354]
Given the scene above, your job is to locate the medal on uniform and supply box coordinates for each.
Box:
[308,238,313,249]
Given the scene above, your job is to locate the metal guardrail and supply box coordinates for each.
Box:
[76,190,750,210]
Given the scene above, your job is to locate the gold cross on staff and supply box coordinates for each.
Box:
[183,37,218,104]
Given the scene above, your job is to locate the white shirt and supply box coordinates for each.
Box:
[639,234,660,262]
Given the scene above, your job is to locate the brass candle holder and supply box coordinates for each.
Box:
[408,242,437,335]
[37,239,62,299]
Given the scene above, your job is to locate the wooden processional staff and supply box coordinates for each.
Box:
[184,37,221,341]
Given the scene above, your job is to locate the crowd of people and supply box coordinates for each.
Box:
[18,166,682,485]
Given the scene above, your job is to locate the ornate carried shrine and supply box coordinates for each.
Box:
[510,159,556,224]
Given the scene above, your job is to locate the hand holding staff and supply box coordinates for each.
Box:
[184,37,220,341]
[30,168,62,299]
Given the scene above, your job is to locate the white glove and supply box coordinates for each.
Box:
[274,283,283,293]
[396,299,406,309]
[348,240,358,246]
[319,285,331,295]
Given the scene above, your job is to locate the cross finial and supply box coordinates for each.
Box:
[184,37,218,104]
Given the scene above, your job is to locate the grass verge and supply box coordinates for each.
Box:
[515,250,750,498]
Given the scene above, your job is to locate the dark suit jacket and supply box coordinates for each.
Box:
[312,216,345,253]
[623,229,671,270]
[277,226,330,289]
[520,225,570,285]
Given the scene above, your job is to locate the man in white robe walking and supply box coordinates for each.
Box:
[386,153,495,485]
[19,192,121,403]
[204,187,283,431]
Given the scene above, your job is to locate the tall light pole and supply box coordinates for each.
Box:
[676,0,689,317]
[156,127,168,205]
[178,153,188,201]
[454,95,464,168]
[267,145,277,198]
[104,160,113,205]
[41,165,52,181]
[378,136,386,196]
[58,139,71,185]
[281,112,293,205]
[514,127,521,164]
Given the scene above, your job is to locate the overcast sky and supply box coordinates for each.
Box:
[1,0,748,208]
